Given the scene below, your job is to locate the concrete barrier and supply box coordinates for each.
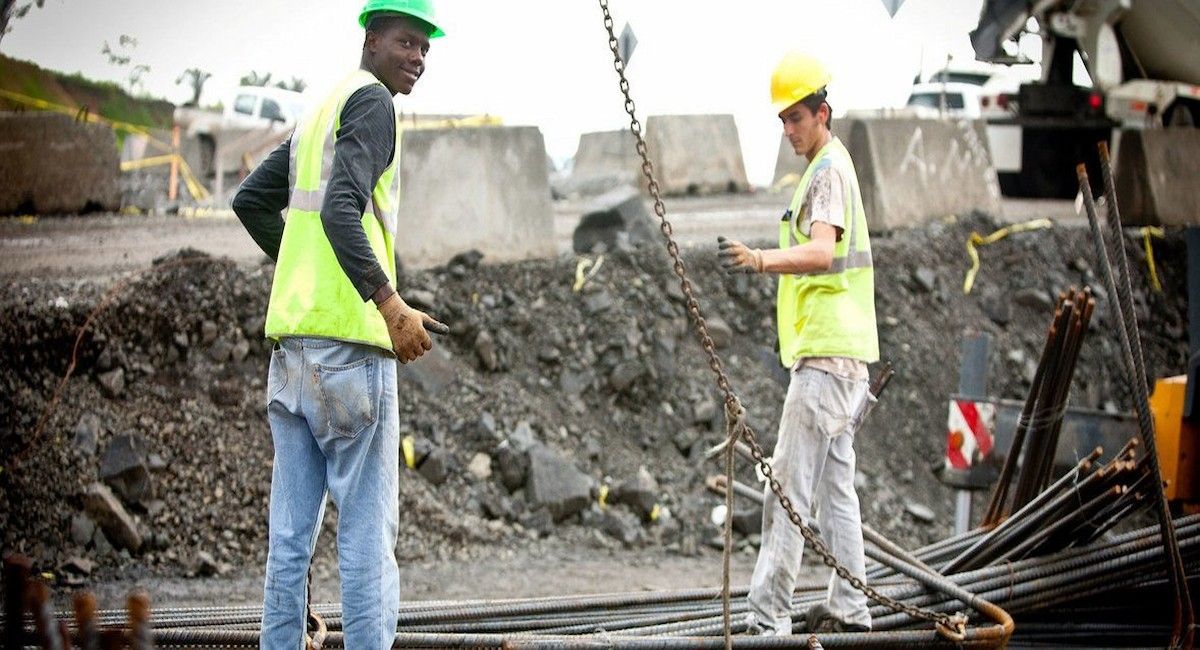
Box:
[645,115,750,196]
[772,135,805,191]
[846,118,1002,231]
[557,130,643,199]
[396,126,555,268]
[0,112,120,215]
[1114,128,1200,227]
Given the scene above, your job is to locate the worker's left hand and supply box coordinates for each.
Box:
[717,236,763,273]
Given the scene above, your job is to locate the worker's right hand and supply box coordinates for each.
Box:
[377,293,447,363]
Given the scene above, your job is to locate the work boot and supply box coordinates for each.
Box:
[743,612,777,636]
[806,603,870,634]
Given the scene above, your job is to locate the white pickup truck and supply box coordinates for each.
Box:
[175,86,308,181]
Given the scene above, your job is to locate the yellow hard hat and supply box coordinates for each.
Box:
[770,51,831,114]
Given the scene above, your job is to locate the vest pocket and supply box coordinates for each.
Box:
[315,356,379,438]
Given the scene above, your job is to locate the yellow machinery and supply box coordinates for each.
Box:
[1151,376,1199,514]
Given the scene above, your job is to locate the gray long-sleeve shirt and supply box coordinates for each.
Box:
[232,82,396,301]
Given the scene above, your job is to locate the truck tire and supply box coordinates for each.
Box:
[1020,127,1111,199]
[1164,101,1197,128]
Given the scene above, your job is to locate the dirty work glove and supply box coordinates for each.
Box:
[377,293,448,363]
[717,236,764,274]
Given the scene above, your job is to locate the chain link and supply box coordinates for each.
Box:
[596,0,958,633]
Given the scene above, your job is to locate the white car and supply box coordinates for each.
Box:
[223,86,308,128]
[905,64,1042,120]
[905,81,986,119]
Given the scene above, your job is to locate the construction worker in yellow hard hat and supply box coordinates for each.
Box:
[718,50,878,636]
[232,1,447,648]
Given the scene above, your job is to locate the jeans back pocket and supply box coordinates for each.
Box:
[266,346,289,407]
[315,356,379,438]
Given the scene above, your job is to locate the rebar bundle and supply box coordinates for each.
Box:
[6,449,1196,649]
[981,288,1095,525]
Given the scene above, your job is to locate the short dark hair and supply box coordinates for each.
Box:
[365,11,434,37]
[800,87,832,130]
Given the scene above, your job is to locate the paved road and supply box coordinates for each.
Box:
[0,196,1077,280]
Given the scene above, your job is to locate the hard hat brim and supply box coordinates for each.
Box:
[359,9,445,38]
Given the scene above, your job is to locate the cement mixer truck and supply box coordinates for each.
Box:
[971,0,1200,198]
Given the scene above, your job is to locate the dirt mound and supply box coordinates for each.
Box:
[0,212,1189,587]
[0,54,175,129]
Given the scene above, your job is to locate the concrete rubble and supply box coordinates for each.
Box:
[0,212,1189,587]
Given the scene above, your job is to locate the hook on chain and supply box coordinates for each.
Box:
[935,612,969,643]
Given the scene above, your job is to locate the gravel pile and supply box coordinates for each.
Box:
[0,211,1188,589]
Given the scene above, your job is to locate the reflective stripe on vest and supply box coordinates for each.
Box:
[264,69,402,351]
[776,136,879,366]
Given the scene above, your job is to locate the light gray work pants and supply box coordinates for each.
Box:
[747,365,871,634]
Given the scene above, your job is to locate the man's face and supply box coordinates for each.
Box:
[779,101,825,156]
[365,17,432,95]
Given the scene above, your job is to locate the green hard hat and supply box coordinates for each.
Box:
[358,0,445,38]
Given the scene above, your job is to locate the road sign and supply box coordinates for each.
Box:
[880,0,905,18]
[619,22,637,65]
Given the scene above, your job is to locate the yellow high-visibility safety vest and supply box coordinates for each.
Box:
[264,69,402,351]
[776,136,879,367]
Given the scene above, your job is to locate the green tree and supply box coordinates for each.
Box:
[1,0,54,48]
[176,67,212,106]
[101,34,150,94]
[239,70,273,87]
[275,76,307,93]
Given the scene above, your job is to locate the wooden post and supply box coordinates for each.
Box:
[168,125,181,202]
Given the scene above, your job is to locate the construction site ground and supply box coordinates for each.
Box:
[0,195,1079,280]
[0,192,1186,616]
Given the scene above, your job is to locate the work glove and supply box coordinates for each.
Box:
[377,293,449,363]
[717,236,764,274]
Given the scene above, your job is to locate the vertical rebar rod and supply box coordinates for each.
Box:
[1081,158,1194,646]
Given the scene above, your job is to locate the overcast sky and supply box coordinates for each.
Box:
[4,0,1001,185]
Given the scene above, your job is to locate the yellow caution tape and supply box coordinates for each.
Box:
[1142,226,1165,293]
[119,154,211,202]
[597,484,609,510]
[0,88,172,152]
[399,114,502,130]
[119,154,177,171]
[962,218,1054,294]
[649,503,660,522]
[573,255,604,292]
[178,207,235,219]
[402,435,416,469]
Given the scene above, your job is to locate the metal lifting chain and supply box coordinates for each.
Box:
[595,0,963,638]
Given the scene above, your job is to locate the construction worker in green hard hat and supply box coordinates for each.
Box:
[232,1,446,647]
[718,50,878,635]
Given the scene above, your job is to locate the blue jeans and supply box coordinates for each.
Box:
[260,337,400,650]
